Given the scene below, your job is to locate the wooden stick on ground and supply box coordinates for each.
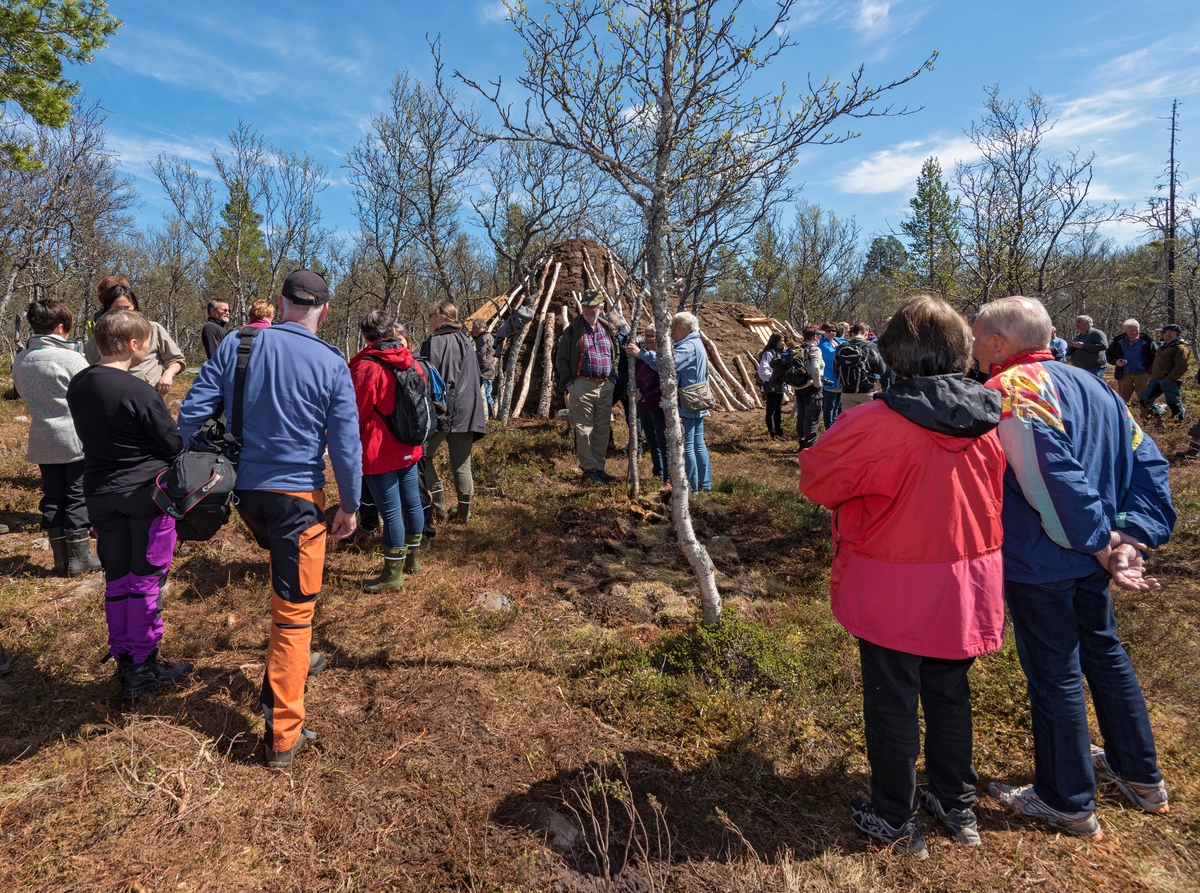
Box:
[513,262,561,419]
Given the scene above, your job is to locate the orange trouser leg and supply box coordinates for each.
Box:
[237,490,327,754]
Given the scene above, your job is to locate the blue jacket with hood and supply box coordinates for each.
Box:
[985,353,1174,584]
[178,322,362,513]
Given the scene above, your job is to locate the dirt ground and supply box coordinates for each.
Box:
[0,370,1198,892]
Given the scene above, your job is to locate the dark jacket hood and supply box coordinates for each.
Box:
[877,374,1000,439]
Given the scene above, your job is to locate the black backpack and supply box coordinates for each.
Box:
[152,326,261,541]
[834,340,874,393]
[366,356,436,446]
[785,347,815,389]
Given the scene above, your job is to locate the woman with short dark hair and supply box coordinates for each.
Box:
[12,300,101,577]
[799,294,1006,858]
[349,311,427,590]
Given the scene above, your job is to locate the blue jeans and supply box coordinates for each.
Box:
[481,379,493,406]
[822,391,842,430]
[1140,377,1184,417]
[364,464,425,548]
[1004,569,1161,814]
[681,416,711,493]
[638,408,667,478]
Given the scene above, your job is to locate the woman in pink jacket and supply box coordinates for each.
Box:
[799,295,1006,858]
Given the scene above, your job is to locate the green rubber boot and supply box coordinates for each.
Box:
[430,484,447,522]
[403,534,422,573]
[362,546,406,592]
[456,496,472,524]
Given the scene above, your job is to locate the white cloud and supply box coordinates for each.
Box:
[836,135,976,195]
[107,134,223,172]
[479,1,510,23]
[854,1,890,32]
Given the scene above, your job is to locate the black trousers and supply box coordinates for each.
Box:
[859,638,978,825]
[764,392,783,436]
[86,486,173,582]
[795,388,823,449]
[40,461,89,530]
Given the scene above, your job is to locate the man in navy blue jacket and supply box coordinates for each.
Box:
[973,296,1175,840]
[179,270,361,771]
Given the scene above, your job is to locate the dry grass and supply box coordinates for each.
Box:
[0,371,1197,892]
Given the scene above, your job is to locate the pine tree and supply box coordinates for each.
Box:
[901,156,959,299]
[206,181,268,319]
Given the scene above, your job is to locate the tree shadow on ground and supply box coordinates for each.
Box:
[494,744,870,881]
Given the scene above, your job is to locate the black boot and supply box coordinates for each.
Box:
[65,528,101,576]
[117,648,193,700]
[48,527,67,576]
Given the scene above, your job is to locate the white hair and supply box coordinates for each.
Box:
[280,297,324,329]
[1076,315,1093,327]
[1123,318,1140,329]
[671,311,699,334]
[975,297,1054,353]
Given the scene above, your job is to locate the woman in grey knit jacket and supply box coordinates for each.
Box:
[11,299,102,577]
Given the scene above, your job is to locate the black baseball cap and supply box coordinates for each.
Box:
[282,269,330,306]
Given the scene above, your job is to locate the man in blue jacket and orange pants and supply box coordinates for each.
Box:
[973,296,1175,839]
[180,270,361,771]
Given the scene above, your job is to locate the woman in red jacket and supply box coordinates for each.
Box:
[799,295,1006,858]
[350,311,426,591]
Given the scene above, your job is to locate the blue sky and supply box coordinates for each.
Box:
[80,0,1200,249]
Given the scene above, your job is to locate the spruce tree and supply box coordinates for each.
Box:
[901,156,959,299]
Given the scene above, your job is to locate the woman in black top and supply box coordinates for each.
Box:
[66,309,190,699]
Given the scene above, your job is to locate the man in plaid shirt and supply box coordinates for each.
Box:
[555,290,620,483]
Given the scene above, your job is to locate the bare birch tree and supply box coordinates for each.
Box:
[445,0,934,624]
[348,70,487,305]
[152,120,327,321]
[0,100,133,335]
[952,87,1111,312]
[474,137,604,285]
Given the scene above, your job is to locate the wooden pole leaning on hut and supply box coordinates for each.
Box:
[699,331,755,410]
[513,262,561,419]
[498,263,549,424]
[734,354,763,409]
[537,311,557,418]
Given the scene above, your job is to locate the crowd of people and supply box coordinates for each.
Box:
[0,274,1185,857]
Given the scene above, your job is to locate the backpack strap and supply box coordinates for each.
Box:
[230,326,263,444]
